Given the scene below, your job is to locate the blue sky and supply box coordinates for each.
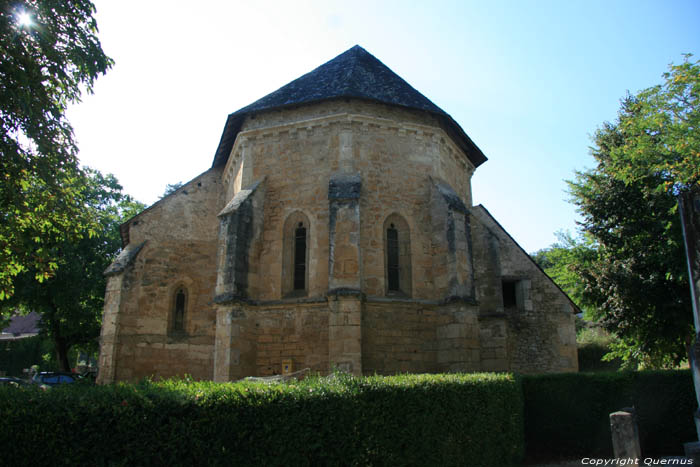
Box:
[67,0,700,252]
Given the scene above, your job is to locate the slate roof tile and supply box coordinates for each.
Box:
[212,45,486,169]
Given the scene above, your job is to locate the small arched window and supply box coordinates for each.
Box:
[172,287,186,334]
[294,223,307,291]
[387,224,400,291]
[384,214,412,296]
[283,211,310,297]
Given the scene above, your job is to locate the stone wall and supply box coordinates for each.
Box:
[98,168,223,382]
[100,98,578,383]
[220,100,475,303]
[214,301,330,380]
[470,205,578,373]
[363,300,481,374]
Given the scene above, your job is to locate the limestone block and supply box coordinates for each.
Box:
[610,411,641,460]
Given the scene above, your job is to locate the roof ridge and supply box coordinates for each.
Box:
[339,45,363,95]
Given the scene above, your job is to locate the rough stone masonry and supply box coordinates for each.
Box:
[96,46,578,383]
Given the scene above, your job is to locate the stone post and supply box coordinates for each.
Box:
[610,410,641,461]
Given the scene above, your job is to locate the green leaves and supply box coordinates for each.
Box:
[0,0,113,300]
[563,56,697,368]
[531,231,599,317]
[2,168,146,370]
[607,55,700,193]
[0,373,524,466]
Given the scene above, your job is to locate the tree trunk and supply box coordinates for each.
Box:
[54,337,71,372]
[49,302,72,372]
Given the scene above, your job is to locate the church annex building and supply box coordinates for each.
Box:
[97,46,578,383]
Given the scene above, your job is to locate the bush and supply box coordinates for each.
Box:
[576,326,623,372]
[0,335,51,376]
[0,372,524,466]
[522,370,695,461]
[0,335,87,376]
[577,344,623,372]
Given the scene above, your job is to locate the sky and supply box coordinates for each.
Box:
[66,0,700,253]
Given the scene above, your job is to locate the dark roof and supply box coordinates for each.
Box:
[211,45,487,169]
[1,312,40,336]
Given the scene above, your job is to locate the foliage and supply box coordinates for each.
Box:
[1,370,691,465]
[0,334,84,376]
[160,181,184,198]
[0,0,113,299]
[0,170,144,371]
[0,335,48,376]
[531,231,599,316]
[531,236,625,370]
[522,370,695,462]
[0,372,524,466]
[606,55,700,193]
[577,345,622,373]
[566,58,698,368]
[576,326,623,372]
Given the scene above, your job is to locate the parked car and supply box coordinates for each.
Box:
[0,376,31,387]
[32,372,77,388]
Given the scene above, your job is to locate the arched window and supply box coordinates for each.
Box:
[387,224,400,291]
[283,211,310,297]
[172,287,187,334]
[384,214,412,296]
[294,223,307,291]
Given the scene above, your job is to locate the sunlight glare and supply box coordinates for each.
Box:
[17,11,33,27]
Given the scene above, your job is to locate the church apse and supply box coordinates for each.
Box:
[98,46,577,383]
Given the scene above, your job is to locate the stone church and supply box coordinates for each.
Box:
[97,46,578,384]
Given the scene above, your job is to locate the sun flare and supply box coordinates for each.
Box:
[17,12,33,27]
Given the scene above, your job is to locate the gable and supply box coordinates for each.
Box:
[470,204,580,314]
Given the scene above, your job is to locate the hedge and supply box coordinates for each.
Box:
[522,370,696,461]
[1,370,693,465]
[0,372,524,467]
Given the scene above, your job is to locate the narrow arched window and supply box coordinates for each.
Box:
[173,288,186,333]
[294,223,307,291]
[384,214,412,297]
[283,212,311,297]
[387,224,400,291]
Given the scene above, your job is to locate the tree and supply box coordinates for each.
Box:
[605,55,699,194]
[531,231,599,317]
[1,169,144,371]
[0,1,113,300]
[567,57,699,367]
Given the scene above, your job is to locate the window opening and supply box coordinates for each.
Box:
[174,288,185,332]
[387,224,399,291]
[294,223,306,291]
[502,280,517,309]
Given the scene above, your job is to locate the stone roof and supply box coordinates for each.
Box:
[211,45,487,169]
